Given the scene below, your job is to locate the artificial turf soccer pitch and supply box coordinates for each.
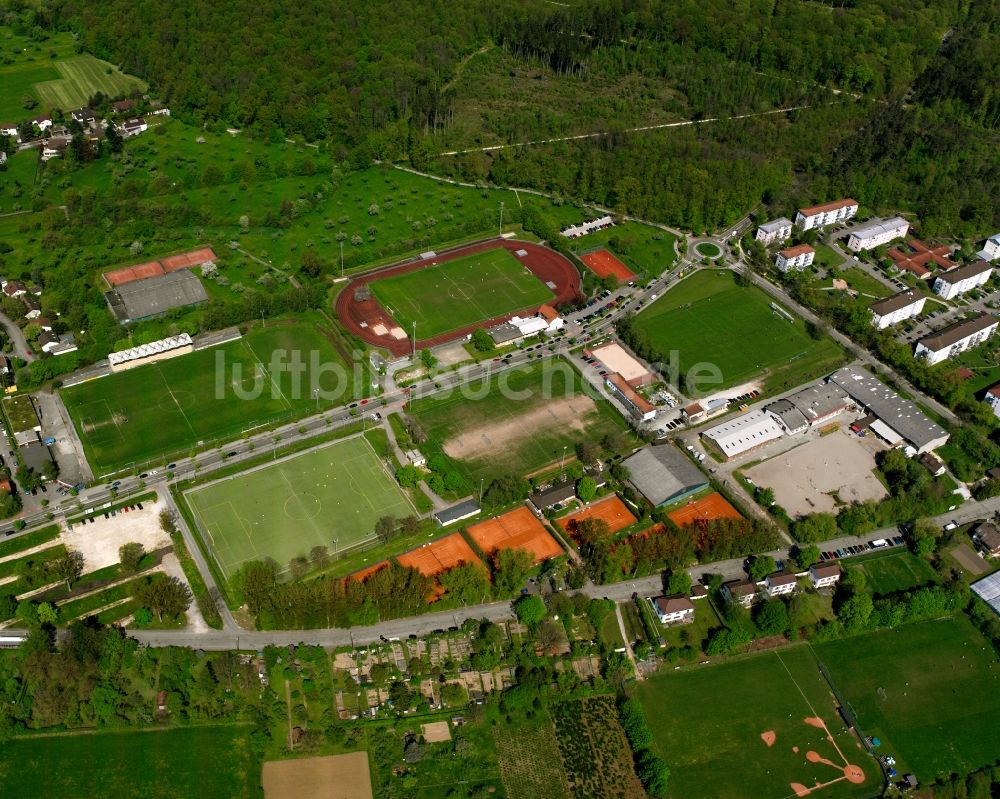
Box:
[369,247,554,338]
[186,436,414,579]
[634,645,877,799]
[631,269,844,392]
[61,317,360,475]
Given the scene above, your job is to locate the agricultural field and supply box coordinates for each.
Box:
[849,550,938,595]
[33,55,147,111]
[60,314,361,474]
[573,220,678,277]
[494,713,572,799]
[407,359,632,484]
[186,436,413,580]
[631,269,844,393]
[551,696,645,799]
[634,646,876,799]
[369,247,553,338]
[0,725,261,799]
[813,615,1000,779]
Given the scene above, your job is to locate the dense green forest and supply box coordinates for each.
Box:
[6,0,1000,234]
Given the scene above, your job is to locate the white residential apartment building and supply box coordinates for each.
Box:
[915,313,999,365]
[845,216,909,252]
[869,289,926,329]
[755,217,793,246]
[774,244,815,272]
[986,385,1000,420]
[794,198,858,230]
[978,234,1000,262]
[932,260,993,300]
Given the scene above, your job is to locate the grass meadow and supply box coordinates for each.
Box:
[813,615,1000,779]
[33,55,147,110]
[370,247,553,338]
[186,436,412,579]
[634,646,877,799]
[61,314,362,473]
[573,220,678,277]
[0,725,261,798]
[632,269,845,393]
[849,550,938,595]
[407,359,632,484]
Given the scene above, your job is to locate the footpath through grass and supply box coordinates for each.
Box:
[813,615,1000,779]
[634,645,876,799]
[370,246,553,338]
[0,725,261,799]
[632,269,844,393]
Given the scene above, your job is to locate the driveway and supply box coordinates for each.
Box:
[0,311,33,362]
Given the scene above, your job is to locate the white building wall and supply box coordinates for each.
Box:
[933,268,993,299]
[916,322,999,365]
[871,297,926,329]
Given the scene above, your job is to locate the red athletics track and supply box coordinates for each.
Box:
[335,238,581,357]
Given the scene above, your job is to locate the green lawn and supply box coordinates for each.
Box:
[574,220,678,276]
[695,241,722,258]
[186,435,413,579]
[632,269,845,393]
[850,550,938,595]
[369,247,553,338]
[0,64,61,119]
[813,615,1000,779]
[0,725,261,798]
[61,314,361,474]
[407,359,632,484]
[635,645,876,799]
[33,55,147,111]
[814,244,846,270]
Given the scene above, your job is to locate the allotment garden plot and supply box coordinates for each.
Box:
[634,646,876,799]
[369,246,553,338]
[631,270,843,392]
[61,317,359,474]
[186,436,413,580]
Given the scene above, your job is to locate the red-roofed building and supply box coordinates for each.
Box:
[775,244,815,272]
[606,373,656,421]
[889,239,954,278]
[795,199,858,230]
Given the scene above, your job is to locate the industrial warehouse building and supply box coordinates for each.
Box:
[105,270,209,324]
[623,444,708,508]
[829,366,949,453]
[701,409,785,459]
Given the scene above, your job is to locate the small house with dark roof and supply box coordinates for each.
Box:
[971,521,1000,558]
[722,579,757,608]
[651,596,695,625]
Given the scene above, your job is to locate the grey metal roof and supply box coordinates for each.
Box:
[623,444,708,507]
[488,323,521,345]
[758,217,792,233]
[971,571,1000,617]
[105,270,208,323]
[784,382,851,423]
[20,441,53,473]
[530,480,577,508]
[764,399,808,432]
[434,499,480,526]
[829,366,947,450]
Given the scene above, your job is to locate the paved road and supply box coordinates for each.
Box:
[0,310,34,362]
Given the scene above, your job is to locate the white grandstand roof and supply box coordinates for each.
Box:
[108,333,193,366]
[972,571,1000,617]
[511,316,548,336]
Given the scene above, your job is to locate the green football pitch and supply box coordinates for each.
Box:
[369,247,554,338]
[61,316,362,475]
[631,269,843,393]
[186,436,414,579]
[813,615,1000,779]
[633,646,877,799]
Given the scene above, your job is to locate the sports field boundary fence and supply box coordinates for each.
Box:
[811,648,876,755]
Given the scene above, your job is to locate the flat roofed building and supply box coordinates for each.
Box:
[105,270,209,324]
[755,217,793,245]
[932,260,993,300]
[784,383,851,426]
[794,199,858,230]
[845,216,909,252]
[623,444,708,507]
[434,500,480,527]
[701,409,785,460]
[829,366,949,453]
[775,244,815,272]
[915,314,998,366]
[870,289,926,329]
[606,373,656,421]
[590,342,653,387]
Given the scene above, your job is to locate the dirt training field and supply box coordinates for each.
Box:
[559,495,637,535]
[62,496,168,571]
[746,431,887,517]
[580,249,636,281]
[263,752,372,799]
[467,506,563,564]
[667,492,742,527]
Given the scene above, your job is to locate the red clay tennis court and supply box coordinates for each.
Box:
[349,561,389,583]
[104,246,218,286]
[396,533,484,577]
[580,249,635,281]
[667,492,742,527]
[559,495,637,536]
[467,506,564,564]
